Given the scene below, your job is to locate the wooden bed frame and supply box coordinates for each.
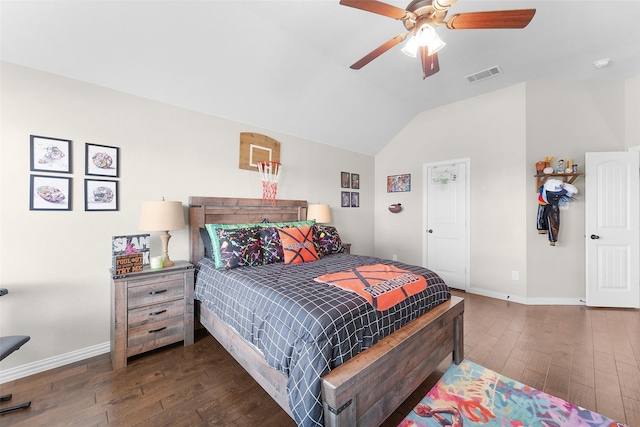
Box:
[188,196,464,427]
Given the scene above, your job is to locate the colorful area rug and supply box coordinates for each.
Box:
[400,360,626,427]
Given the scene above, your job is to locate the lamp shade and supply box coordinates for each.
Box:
[307,204,331,223]
[139,200,185,231]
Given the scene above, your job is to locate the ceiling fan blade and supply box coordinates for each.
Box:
[339,0,410,20]
[419,47,440,79]
[350,33,409,70]
[446,9,536,30]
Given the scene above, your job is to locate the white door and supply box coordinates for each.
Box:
[585,151,640,308]
[423,159,470,291]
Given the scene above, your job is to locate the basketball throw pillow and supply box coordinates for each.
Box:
[277,226,319,264]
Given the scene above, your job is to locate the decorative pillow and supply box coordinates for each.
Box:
[259,227,285,264]
[212,227,262,269]
[206,220,316,266]
[277,226,319,265]
[199,227,214,259]
[313,225,345,257]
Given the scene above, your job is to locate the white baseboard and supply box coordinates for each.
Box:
[0,341,110,384]
[0,288,587,384]
[467,286,586,306]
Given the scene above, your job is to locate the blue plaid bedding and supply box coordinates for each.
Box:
[194,253,451,427]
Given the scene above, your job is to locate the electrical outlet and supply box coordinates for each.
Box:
[392,255,398,261]
[512,271,519,280]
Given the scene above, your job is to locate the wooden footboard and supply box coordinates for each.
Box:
[321,296,464,427]
[198,296,464,427]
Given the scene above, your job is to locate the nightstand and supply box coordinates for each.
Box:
[110,260,194,369]
[343,243,351,254]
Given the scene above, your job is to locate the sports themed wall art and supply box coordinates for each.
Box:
[30,175,72,211]
[86,143,119,177]
[30,135,72,174]
[387,174,411,192]
[340,172,361,208]
[84,178,119,211]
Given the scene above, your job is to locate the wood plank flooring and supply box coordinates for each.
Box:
[1,290,639,426]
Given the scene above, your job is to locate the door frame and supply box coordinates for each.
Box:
[422,157,471,291]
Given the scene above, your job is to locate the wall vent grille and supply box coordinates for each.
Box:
[464,65,502,83]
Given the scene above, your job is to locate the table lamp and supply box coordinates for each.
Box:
[307,204,331,224]
[139,199,185,268]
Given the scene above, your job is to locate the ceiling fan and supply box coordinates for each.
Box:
[340,0,536,79]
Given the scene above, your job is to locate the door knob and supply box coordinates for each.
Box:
[428,229,433,233]
[590,234,600,239]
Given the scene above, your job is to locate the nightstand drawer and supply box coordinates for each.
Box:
[127,299,184,328]
[127,317,184,348]
[128,279,184,308]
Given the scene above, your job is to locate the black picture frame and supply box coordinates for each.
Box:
[86,143,119,177]
[341,172,351,188]
[341,191,351,207]
[85,178,119,211]
[30,175,72,211]
[387,174,411,192]
[30,135,72,174]
[351,173,360,189]
[351,192,360,207]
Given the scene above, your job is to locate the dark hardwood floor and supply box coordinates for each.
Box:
[1,290,639,426]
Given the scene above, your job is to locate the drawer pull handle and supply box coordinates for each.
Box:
[149,289,167,295]
[149,309,167,316]
[149,327,167,334]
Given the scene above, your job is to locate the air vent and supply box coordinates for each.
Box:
[464,65,503,83]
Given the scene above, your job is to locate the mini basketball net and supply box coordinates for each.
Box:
[257,161,281,205]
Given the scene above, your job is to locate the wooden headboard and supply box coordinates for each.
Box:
[188,197,308,265]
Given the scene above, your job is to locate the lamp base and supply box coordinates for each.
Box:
[159,231,175,268]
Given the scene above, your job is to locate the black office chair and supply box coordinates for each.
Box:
[0,288,32,414]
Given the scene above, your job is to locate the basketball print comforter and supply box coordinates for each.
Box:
[194,253,450,427]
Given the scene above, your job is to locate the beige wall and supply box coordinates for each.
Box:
[525,81,628,300]
[0,62,374,371]
[375,78,638,303]
[375,84,528,298]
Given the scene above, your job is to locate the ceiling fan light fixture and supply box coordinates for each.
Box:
[413,24,446,56]
[401,35,419,58]
[427,33,446,55]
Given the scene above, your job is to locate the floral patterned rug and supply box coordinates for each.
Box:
[400,360,626,427]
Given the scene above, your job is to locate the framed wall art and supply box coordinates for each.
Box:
[85,178,119,211]
[387,174,411,192]
[351,173,360,189]
[30,135,72,174]
[341,172,351,188]
[30,175,72,211]
[86,143,119,177]
[351,192,360,207]
[341,191,351,207]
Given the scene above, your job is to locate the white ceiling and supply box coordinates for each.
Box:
[2,1,639,155]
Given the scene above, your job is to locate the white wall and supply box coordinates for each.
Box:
[0,62,374,372]
[375,84,528,299]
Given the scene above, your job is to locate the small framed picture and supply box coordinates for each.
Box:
[387,174,411,193]
[30,175,72,211]
[341,172,351,188]
[86,143,119,177]
[341,191,351,207]
[351,173,360,189]
[30,135,72,174]
[85,179,119,211]
[351,192,360,207]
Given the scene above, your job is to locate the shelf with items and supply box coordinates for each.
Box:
[534,173,583,190]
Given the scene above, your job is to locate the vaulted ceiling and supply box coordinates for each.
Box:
[2,1,639,155]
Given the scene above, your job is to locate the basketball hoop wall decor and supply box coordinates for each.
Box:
[257,161,281,205]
